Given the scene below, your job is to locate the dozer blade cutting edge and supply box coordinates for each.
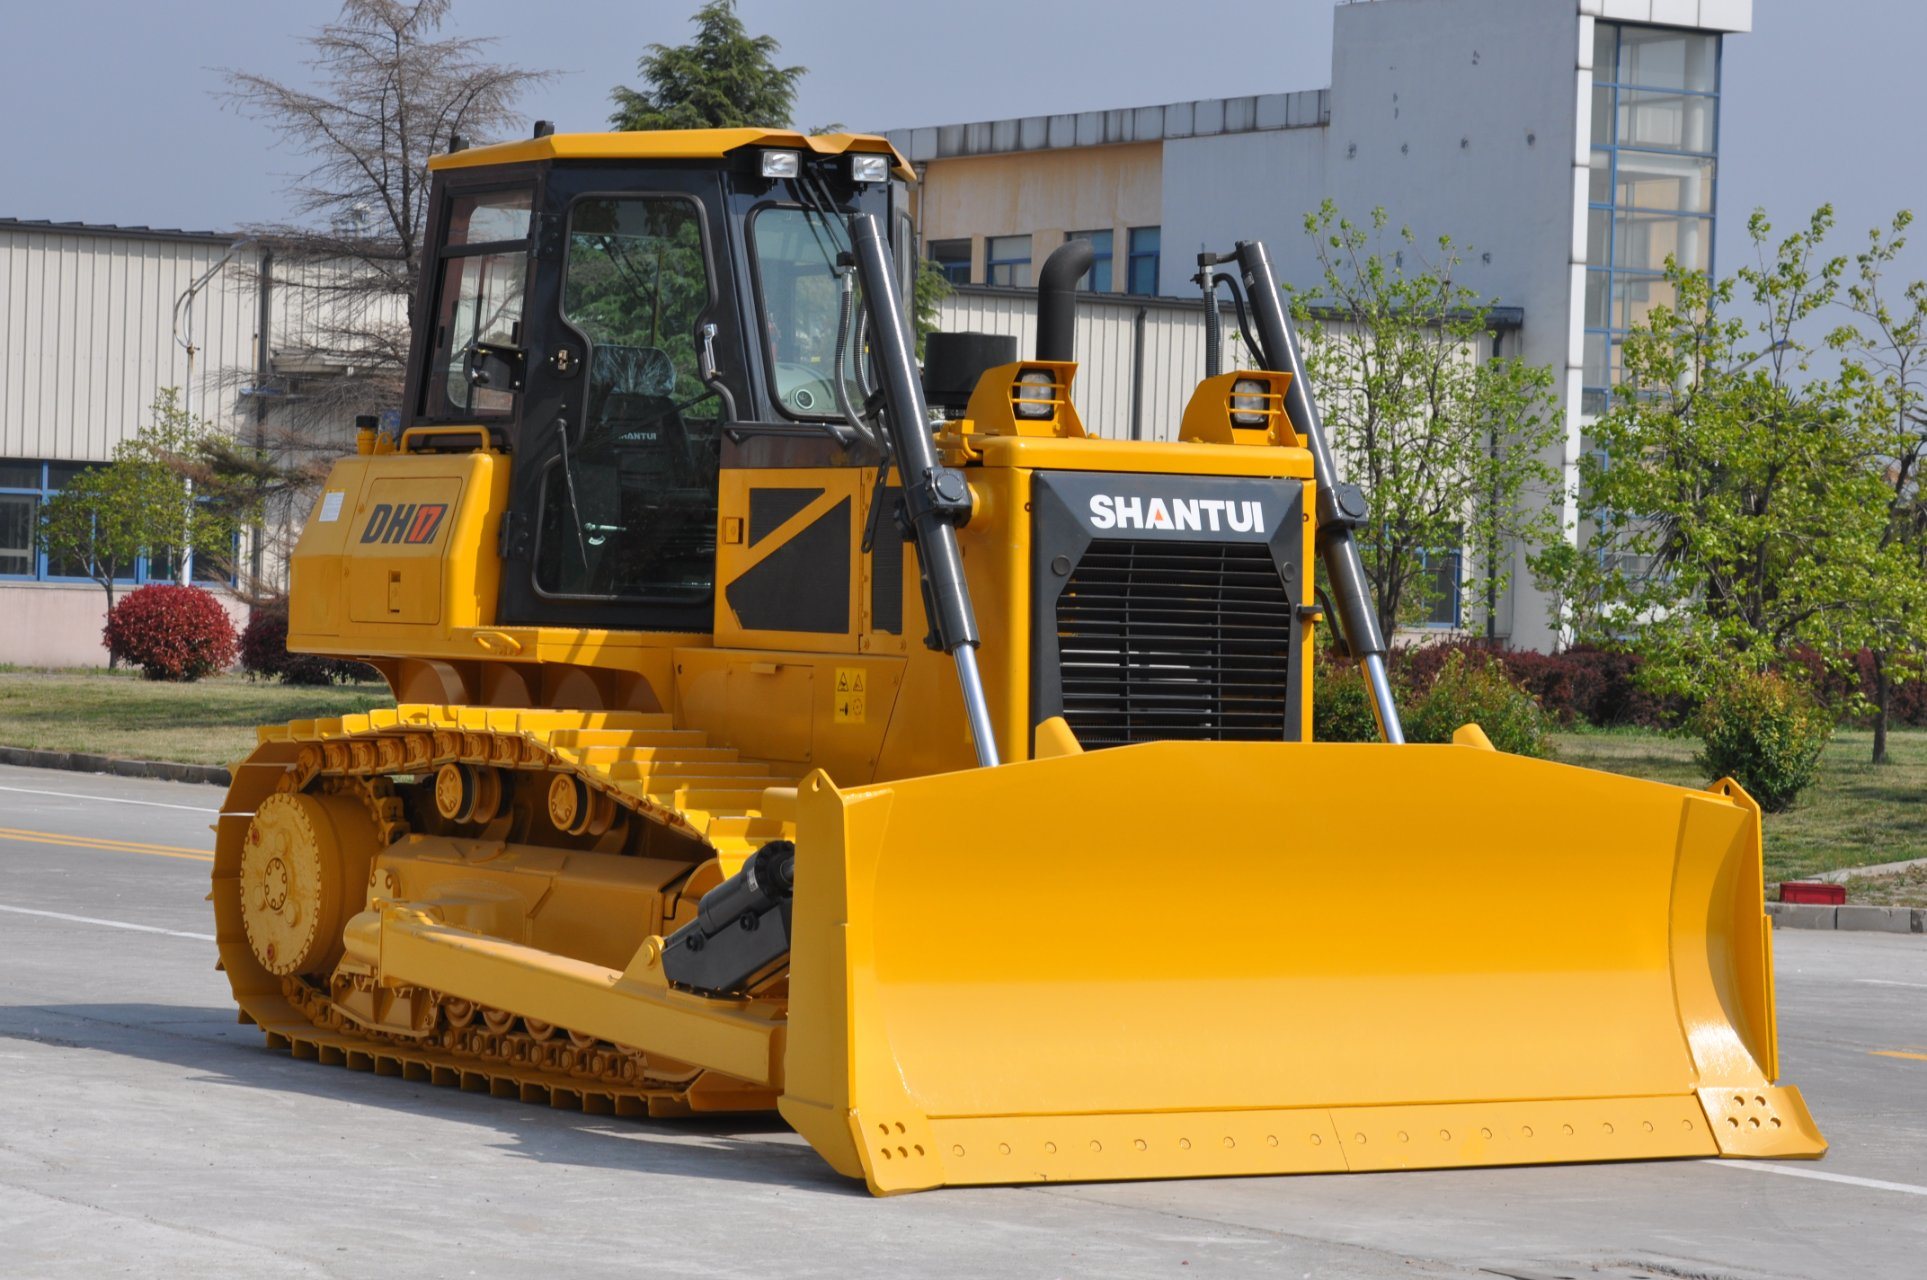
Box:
[775,733,1825,1194]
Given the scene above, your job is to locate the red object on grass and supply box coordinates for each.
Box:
[1779,881,1846,905]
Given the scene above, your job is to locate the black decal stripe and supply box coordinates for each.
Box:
[869,487,903,635]
[725,498,851,634]
[748,488,824,546]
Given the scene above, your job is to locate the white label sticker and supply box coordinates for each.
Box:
[317,491,345,523]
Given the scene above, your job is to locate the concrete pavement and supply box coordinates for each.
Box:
[1,761,1923,1278]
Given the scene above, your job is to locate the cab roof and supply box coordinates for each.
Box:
[428,128,914,180]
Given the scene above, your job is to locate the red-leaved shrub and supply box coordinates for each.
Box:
[103,584,239,681]
[239,605,378,686]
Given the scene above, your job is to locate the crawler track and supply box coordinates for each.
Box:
[212,705,795,1116]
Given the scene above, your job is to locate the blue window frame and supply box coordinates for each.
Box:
[0,457,236,586]
[1066,229,1113,292]
[927,238,972,285]
[1584,22,1722,414]
[985,234,1031,288]
[1126,226,1161,296]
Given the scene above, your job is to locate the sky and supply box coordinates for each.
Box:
[3,0,1924,278]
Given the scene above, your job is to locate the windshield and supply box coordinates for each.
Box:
[750,205,867,420]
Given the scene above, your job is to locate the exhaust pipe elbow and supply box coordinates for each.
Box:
[1035,239,1095,362]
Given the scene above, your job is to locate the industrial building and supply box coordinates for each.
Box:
[890,0,1749,650]
[2,0,1745,665]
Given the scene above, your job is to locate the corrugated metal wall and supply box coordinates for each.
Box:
[936,287,1261,441]
[0,226,260,462]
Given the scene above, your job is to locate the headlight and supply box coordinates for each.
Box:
[1229,376,1269,427]
[850,153,890,184]
[1013,368,1056,420]
[760,150,801,179]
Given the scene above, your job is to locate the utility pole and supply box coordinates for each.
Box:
[171,237,257,585]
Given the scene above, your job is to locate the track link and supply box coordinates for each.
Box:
[213,705,797,1116]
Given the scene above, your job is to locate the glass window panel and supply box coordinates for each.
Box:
[928,238,972,285]
[1618,27,1717,93]
[1615,272,1678,330]
[1591,83,1615,147]
[1126,225,1161,296]
[46,462,93,489]
[1587,206,1611,266]
[1584,271,1610,329]
[0,493,35,574]
[445,189,534,246]
[1614,211,1711,273]
[1614,150,1714,212]
[1067,229,1113,292]
[0,461,40,489]
[985,235,1031,287]
[1589,150,1611,204]
[753,205,869,421]
[538,196,720,603]
[422,250,528,417]
[1616,89,1716,154]
[1419,545,1462,628]
[1584,332,1611,388]
[1592,21,1620,79]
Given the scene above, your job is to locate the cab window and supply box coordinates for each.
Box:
[535,195,720,602]
[421,188,532,418]
[750,206,870,420]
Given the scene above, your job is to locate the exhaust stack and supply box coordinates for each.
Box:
[1035,239,1095,362]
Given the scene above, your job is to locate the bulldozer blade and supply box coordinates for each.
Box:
[776,738,1825,1195]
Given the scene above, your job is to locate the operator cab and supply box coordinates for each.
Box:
[405,130,915,632]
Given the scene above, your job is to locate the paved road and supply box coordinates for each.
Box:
[0,760,1922,1279]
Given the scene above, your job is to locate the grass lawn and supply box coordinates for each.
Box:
[1552,727,1927,894]
[0,669,390,768]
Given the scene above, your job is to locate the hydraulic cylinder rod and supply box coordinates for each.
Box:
[1229,241,1405,744]
[848,214,1001,767]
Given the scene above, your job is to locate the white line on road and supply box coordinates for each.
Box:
[0,783,219,814]
[1856,978,1927,990]
[1704,1159,1927,1197]
[0,903,214,941]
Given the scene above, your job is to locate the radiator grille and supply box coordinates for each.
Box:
[1054,539,1294,747]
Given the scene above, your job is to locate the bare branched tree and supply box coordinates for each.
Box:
[223,1,552,418]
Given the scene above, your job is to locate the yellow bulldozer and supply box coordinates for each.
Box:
[212,127,1824,1194]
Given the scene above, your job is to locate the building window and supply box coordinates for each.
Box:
[1417,545,1464,629]
[1066,229,1113,292]
[1126,226,1161,296]
[1584,21,1721,414]
[985,235,1032,288]
[928,238,972,285]
[0,458,236,586]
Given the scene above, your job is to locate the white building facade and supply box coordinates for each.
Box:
[892,0,1749,651]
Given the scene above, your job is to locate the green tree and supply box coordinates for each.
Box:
[610,1,803,131]
[39,392,258,662]
[1537,207,1893,699]
[1292,202,1565,637]
[1834,210,1927,762]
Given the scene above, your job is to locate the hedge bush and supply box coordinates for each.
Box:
[1312,657,1381,743]
[1694,672,1832,812]
[1390,639,1683,729]
[103,584,239,681]
[239,605,379,686]
[1403,651,1554,757]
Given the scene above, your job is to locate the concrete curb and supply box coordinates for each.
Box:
[1767,901,1926,935]
[0,745,229,788]
[1817,855,1927,883]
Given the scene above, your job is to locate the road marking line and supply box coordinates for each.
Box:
[1855,979,1927,990]
[1703,1159,1927,1197]
[1871,1050,1927,1062]
[0,783,219,814]
[0,903,214,941]
[0,826,213,862]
